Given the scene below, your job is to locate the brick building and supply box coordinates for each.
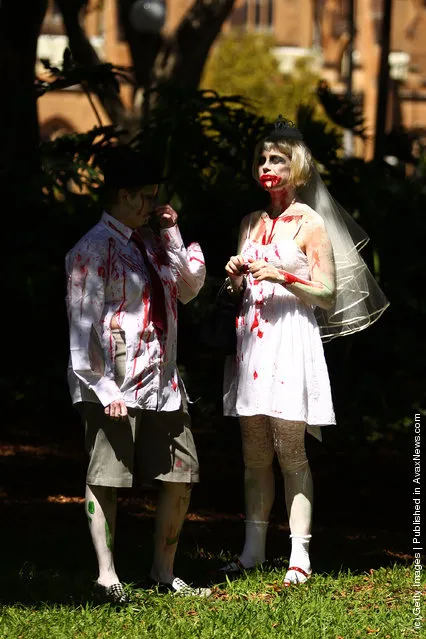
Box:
[37,0,426,158]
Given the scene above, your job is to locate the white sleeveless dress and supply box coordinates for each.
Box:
[223,212,336,437]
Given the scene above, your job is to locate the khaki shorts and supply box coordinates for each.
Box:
[81,330,200,488]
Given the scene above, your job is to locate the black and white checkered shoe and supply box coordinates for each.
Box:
[153,577,212,597]
[93,582,132,604]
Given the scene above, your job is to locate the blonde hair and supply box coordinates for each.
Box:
[252,139,313,189]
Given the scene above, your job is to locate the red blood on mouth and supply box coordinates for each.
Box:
[260,175,281,188]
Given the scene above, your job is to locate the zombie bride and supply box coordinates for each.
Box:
[221,117,388,585]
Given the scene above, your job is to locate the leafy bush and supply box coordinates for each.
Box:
[5,77,424,444]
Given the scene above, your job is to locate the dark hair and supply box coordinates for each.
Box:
[101,146,165,192]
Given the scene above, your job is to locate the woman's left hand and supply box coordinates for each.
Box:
[155,204,178,229]
[248,259,284,284]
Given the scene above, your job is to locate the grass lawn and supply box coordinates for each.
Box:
[0,417,423,638]
[0,564,419,639]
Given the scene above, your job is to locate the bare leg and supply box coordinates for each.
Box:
[238,415,275,568]
[150,481,192,584]
[86,484,119,587]
[271,419,313,583]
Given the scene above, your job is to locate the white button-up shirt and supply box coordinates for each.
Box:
[65,212,206,410]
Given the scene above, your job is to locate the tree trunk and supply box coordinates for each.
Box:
[119,0,163,90]
[374,0,393,162]
[0,0,48,197]
[55,0,236,126]
[155,0,237,88]
[56,0,130,128]
[119,0,236,111]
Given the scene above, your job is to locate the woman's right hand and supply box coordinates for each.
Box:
[225,255,246,279]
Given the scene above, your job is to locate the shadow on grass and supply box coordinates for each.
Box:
[0,409,412,606]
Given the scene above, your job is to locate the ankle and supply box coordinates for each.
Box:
[150,569,174,585]
[289,533,311,571]
[238,554,264,569]
[97,572,120,588]
[240,519,269,567]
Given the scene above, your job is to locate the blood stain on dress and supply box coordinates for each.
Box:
[250,313,259,332]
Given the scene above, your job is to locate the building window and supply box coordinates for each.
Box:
[266,0,274,27]
[254,0,261,27]
[230,0,274,31]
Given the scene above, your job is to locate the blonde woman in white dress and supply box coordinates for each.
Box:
[221,118,388,585]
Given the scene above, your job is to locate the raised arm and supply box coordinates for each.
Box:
[160,225,206,304]
[66,242,124,407]
[152,204,206,304]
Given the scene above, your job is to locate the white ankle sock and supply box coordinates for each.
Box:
[288,534,311,573]
[239,520,269,568]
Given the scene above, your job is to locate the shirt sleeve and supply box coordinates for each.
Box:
[65,241,123,407]
[160,225,206,304]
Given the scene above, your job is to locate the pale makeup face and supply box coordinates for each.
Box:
[120,185,158,228]
[258,148,291,191]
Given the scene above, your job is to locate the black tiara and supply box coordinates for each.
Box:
[266,115,303,142]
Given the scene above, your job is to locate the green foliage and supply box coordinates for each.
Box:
[39,125,121,200]
[36,48,131,100]
[201,33,322,123]
[297,104,342,168]
[137,87,270,272]
[317,79,366,138]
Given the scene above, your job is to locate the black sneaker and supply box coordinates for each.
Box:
[93,582,132,604]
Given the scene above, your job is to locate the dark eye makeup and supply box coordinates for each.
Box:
[259,154,286,165]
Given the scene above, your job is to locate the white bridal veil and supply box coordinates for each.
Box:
[265,116,389,341]
[300,166,389,341]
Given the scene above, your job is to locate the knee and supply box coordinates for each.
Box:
[244,459,273,472]
[279,454,310,475]
[243,449,274,469]
[244,459,272,472]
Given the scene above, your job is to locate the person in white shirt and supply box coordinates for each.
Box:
[66,147,208,601]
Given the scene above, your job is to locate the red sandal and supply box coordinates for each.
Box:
[283,566,312,586]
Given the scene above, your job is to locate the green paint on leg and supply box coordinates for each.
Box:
[88,517,92,525]
[88,501,95,515]
[105,521,113,551]
[165,533,180,546]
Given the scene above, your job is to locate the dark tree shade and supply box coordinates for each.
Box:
[0,0,48,197]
